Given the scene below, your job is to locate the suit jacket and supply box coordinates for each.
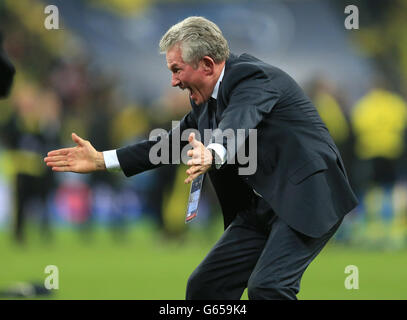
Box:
[117,53,358,237]
[0,33,15,98]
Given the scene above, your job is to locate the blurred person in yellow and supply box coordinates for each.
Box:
[0,32,15,98]
[352,88,407,163]
[45,16,358,300]
[1,82,60,243]
[307,76,354,178]
[351,86,407,190]
[351,86,407,248]
[307,76,350,147]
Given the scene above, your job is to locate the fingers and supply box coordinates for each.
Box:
[44,155,67,162]
[46,148,71,157]
[44,148,72,170]
[45,155,72,171]
[184,169,201,184]
[186,164,200,176]
[187,145,205,160]
[51,165,73,172]
[45,159,69,168]
[44,149,71,167]
[187,158,203,166]
[44,153,69,168]
[185,163,209,184]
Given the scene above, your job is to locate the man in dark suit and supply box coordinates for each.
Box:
[45,16,358,299]
[0,32,15,98]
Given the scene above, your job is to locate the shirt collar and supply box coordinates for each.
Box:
[211,65,225,100]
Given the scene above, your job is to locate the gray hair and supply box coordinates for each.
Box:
[159,16,230,67]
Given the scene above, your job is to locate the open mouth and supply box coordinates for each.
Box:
[181,86,197,101]
[185,87,194,99]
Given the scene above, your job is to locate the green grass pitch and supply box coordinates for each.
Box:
[0,220,406,300]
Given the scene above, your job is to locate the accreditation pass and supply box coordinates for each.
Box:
[185,173,205,223]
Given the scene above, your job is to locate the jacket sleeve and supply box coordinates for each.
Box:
[116,110,197,177]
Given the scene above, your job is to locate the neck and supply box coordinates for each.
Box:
[210,61,225,90]
[214,61,225,80]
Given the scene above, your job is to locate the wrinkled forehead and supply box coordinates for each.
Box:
[166,45,185,69]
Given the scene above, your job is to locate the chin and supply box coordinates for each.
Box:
[192,97,203,105]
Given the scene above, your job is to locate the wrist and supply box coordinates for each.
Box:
[207,143,227,169]
[95,152,107,171]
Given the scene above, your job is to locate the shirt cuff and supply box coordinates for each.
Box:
[207,143,227,169]
[103,150,122,172]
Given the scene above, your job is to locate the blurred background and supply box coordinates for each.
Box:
[0,0,407,299]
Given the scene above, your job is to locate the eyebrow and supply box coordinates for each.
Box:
[168,63,179,71]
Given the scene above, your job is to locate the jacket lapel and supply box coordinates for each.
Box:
[191,53,239,141]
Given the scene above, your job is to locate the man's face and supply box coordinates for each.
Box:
[166,45,213,105]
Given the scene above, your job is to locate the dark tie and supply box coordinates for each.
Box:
[208,97,218,130]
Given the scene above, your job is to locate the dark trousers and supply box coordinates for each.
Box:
[186,193,342,300]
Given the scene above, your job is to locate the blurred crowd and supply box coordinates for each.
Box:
[0,0,407,249]
[307,76,407,249]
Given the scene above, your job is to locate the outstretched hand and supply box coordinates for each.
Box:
[44,133,106,173]
[185,132,213,184]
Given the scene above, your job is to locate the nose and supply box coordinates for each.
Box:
[171,73,180,87]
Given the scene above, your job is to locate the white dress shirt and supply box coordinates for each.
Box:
[206,66,227,169]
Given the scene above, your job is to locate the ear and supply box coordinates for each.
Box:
[200,56,215,75]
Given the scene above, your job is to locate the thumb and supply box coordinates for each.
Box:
[188,132,199,148]
[72,133,85,146]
